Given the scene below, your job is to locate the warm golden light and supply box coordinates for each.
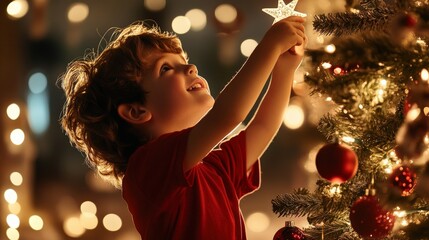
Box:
[8,202,21,214]
[421,68,429,81]
[81,201,97,214]
[10,172,23,186]
[80,213,98,230]
[379,78,388,88]
[7,103,20,120]
[406,107,421,122]
[283,104,305,129]
[29,215,44,231]
[6,0,29,19]
[144,0,166,11]
[64,216,86,238]
[240,39,258,57]
[328,185,342,196]
[321,62,332,69]
[10,128,25,145]
[67,3,89,23]
[185,9,207,31]
[4,189,18,204]
[324,44,336,53]
[214,4,237,24]
[246,212,270,233]
[6,214,20,229]
[341,136,355,143]
[6,228,20,240]
[103,213,122,232]
[172,16,191,34]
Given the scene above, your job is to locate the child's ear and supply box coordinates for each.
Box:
[117,103,152,124]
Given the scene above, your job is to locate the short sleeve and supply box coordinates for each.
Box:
[207,130,261,199]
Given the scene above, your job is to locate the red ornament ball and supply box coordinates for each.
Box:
[350,195,395,239]
[273,221,306,240]
[389,165,417,196]
[315,143,358,183]
[399,13,418,28]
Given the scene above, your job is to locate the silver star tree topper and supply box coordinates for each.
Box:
[263,0,307,24]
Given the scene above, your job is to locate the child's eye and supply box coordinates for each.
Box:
[160,64,172,74]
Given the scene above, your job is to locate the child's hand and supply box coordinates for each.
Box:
[275,32,307,72]
[261,16,306,57]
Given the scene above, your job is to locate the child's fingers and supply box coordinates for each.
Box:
[284,16,306,23]
[290,22,305,34]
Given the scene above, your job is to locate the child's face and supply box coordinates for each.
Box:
[141,50,214,132]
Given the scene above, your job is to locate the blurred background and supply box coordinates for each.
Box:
[1,0,346,239]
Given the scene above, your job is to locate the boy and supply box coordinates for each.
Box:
[60,16,306,239]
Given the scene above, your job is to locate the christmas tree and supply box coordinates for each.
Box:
[271,0,429,239]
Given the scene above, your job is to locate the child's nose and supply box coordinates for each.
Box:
[186,64,198,75]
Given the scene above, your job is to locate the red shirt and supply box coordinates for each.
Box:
[122,128,260,240]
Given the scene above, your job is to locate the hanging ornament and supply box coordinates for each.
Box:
[349,189,395,239]
[398,13,419,29]
[315,142,358,183]
[388,165,418,196]
[273,221,306,240]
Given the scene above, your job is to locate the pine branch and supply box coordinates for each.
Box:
[271,188,321,218]
[313,7,396,36]
[402,216,429,240]
[304,219,358,240]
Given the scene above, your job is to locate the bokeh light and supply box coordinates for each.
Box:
[29,215,44,231]
[80,213,98,230]
[421,68,429,81]
[172,16,191,34]
[4,189,18,204]
[7,103,20,120]
[240,39,258,57]
[246,212,270,233]
[28,72,48,94]
[27,92,50,135]
[324,44,336,53]
[185,9,207,31]
[81,201,97,214]
[215,4,237,24]
[6,228,20,240]
[144,0,166,11]
[6,214,20,229]
[10,172,23,186]
[6,0,29,19]
[8,202,22,214]
[283,104,305,129]
[67,3,89,23]
[10,128,25,145]
[64,216,86,238]
[103,213,122,232]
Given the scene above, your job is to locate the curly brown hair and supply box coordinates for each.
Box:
[59,22,184,188]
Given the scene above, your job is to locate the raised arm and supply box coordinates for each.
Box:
[245,42,305,170]
[184,16,306,171]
